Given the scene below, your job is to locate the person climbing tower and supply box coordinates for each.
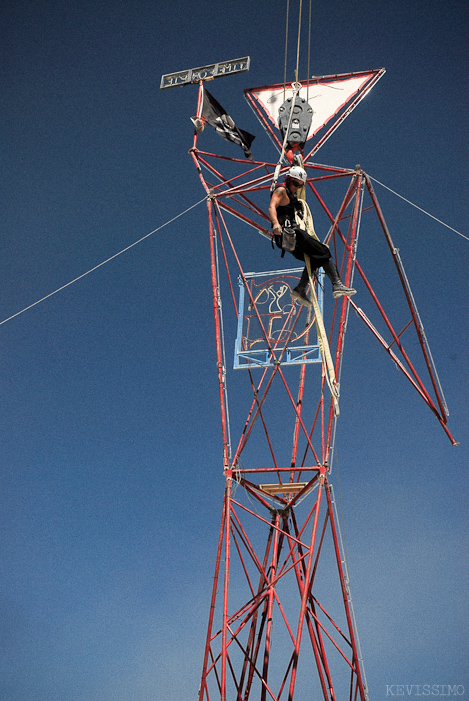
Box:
[268,166,356,306]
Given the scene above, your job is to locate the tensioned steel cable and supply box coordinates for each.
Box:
[0,195,208,327]
[369,175,467,241]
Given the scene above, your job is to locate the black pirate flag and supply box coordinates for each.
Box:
[198,88,255,159]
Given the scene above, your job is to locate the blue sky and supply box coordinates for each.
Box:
[1,1,467,699]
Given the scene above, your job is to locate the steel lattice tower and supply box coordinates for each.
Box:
[167,73,457,701]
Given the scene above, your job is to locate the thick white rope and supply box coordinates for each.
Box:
[305,254,340,417]
[0,196,208,327]
[294,197,340,415]
[295,0,303,83]
[283,0,289,101]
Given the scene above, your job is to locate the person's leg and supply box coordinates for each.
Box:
[293,229,356,299]
[322,258,356,298]
[291,266,312,307]
[294,228,330,266]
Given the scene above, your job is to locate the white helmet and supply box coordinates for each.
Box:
[287,166,307,183]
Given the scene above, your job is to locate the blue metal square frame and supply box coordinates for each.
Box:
[234,266,324,369]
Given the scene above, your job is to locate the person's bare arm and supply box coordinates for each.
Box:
[268,188,286,236]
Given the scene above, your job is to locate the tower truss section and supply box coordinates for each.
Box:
[188,77,456,701]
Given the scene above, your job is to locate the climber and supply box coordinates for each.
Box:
[268,166,356,306]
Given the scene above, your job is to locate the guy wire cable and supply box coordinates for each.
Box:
[369,175,467,241]
[0,196,208,328]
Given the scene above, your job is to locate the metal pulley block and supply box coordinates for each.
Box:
[278,95,313,149]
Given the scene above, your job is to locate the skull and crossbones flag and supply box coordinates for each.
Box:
[199,87,255,159]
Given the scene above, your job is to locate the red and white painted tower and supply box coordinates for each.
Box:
[162,60,456,700]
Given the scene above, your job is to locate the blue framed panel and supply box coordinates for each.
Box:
[234,267,324,369]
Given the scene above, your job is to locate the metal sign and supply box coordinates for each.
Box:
[160,56,250,89]
[244,68,385,158]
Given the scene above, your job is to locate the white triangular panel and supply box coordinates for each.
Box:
[246,70,383,142]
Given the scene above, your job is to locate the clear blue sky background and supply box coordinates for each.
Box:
[1,1,467,699]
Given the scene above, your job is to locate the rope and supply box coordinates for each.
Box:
[283,0,290,102]
[294,195,339,415]
[369,175,468,241]
[295,0,303,83]
[296,197,319,241]
[0,195,208,327]
[306,0,312,101]
[327,184,364,470]
[275,0,314,187]
[305,254,340,417]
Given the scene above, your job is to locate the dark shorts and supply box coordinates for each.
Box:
[275,227,331,266]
